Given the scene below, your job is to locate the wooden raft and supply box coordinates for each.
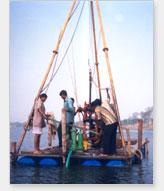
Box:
[11,119,147,167]
[12,145,138,166]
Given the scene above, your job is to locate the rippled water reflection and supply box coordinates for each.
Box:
[10,127,153,184]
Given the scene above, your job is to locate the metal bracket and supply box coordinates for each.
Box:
[103,47,109,52]
[53,50,58,54]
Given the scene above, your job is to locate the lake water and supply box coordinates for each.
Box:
[10,127,153,184]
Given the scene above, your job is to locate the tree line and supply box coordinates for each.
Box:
[10,106,153,127]
[122,106,153,125]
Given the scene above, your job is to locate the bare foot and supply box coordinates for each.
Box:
[99,153,109,157]
[33,150,42,154]
[110,154,116,157]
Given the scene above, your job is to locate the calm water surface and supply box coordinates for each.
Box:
[10,127,153,184]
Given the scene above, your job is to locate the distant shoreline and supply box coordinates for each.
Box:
[122,124,153,130]
[10,122,153,131]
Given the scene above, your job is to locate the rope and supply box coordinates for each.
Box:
[71,43,82,125]
[69,1,80,21]
[65,40,82,126]
[97,29,101,56]
[67,46,75,92]
[43,53,59,93]
[88,3,95,74]
[134,149,143,160]
[41,1,83,93]
[91,77,111,91]
[88,3,101,96]
[43,2,85,87]
[66,42,82,126]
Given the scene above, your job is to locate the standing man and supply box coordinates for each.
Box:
[58,90,74,147]
[71,97,76,114]
[32,93,49,154]
[91,98,118,157]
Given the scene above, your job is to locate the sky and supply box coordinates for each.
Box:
[10,0,153,123]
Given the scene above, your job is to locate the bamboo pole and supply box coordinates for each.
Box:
[89,69,92,104]
[72,47,82,126]
[61,110,67,164]
[95,1,126,155]
[11,142,16,154]
[126,128,132,157]
[16,1,76,154]
[11,142,17,163]
[90,1,102,101]
[145,138,149,159]
[48,124,52,147]
[138,119,143,151]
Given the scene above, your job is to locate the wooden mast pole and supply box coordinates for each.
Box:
[138,119,143,151]
[61,110,67,164]
[16,1,76,154]
[90,1,102,101]
[95,1,126,155]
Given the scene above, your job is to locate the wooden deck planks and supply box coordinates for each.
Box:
[15,146,134,160]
